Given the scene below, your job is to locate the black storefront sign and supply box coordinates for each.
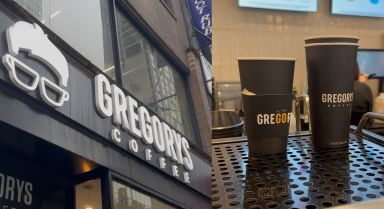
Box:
[0,155,72,209]
[0,4,210,209]
[0,172,33,209]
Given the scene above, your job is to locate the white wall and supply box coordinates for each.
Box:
[213,0,384,96]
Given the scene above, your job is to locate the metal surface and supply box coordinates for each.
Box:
[212,111,244,130]
[212,111,244,139]
[212,133,384,209]
[330,198,384,209]
[356,112,384,134]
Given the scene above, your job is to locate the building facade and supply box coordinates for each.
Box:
[0,0,211,208]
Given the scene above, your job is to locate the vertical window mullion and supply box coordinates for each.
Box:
[108,0,123,84]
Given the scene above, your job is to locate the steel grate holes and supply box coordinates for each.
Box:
[212,134,384,208]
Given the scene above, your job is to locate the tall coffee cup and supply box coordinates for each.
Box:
[304,36,359,148]
[237,58,295,155]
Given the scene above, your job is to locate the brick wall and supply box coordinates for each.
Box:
[187,49,212,154]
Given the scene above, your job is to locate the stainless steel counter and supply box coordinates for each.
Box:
[212,131,384,209]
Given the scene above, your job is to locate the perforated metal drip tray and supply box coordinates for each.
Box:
[212,133,384,209]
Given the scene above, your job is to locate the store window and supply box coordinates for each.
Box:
[75,179,103,209]
[112,181,176,209]
[14,0,116,79]
[115,9,196,142]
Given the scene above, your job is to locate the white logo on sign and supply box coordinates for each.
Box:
[2,21,69,107]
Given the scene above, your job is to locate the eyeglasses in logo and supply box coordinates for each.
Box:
[2,21,69,107]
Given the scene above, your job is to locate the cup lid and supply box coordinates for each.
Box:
[304,35,360,41]
[236,57,297,61]
[305,42,359,47]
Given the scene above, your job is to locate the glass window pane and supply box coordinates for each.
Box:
[76,179,103,209]
[112,181,176,209]
[14,0,116,79]
[217,82,242,110]
[115,9,196,142]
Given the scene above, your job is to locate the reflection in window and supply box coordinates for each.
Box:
[14,0,42,19]
[14,0,116,79]
[113,181,176,209]
[216,82,242,111]
[115,10,196,142]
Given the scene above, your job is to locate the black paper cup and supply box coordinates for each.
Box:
[304,36,359,148]
[237,58,296,155]
[238,58,295,95]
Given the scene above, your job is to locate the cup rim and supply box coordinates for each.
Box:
[304,35,360,41]
[305,42,359,47]
[236,57,297,61]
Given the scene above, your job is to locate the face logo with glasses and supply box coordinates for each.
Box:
[2,21,69,108]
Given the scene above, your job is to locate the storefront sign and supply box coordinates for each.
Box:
[187,0,212,47]
[0,173,33,209]
[2,21,69,108]
[0,21,195,185]
[95,74,193,183]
